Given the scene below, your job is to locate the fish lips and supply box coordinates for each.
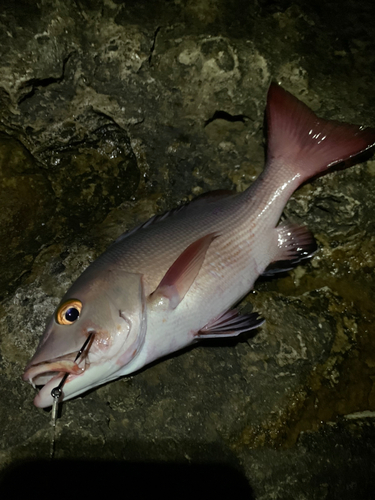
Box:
[23,354,87,408]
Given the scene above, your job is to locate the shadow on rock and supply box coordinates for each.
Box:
[0,459,254,499]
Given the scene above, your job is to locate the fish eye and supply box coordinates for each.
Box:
[56,299,82,325]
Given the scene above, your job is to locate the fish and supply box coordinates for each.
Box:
[23,83,375,408]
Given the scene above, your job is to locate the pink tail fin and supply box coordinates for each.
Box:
[266,83,375,183]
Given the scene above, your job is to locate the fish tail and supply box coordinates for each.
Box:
[266,83,375,184]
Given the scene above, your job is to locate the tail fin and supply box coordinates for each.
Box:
[266,83,375,183]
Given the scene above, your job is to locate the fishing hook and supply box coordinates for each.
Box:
[51,331,95,423]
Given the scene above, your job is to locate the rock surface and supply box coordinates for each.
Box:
[1,1,375,498]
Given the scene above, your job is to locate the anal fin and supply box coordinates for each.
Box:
[196,309,264,339]
[263,222,317,277]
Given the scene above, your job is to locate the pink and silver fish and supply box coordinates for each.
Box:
[23,84,375,408]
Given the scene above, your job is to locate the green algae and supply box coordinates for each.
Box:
[0,133,55,299]
[0,126,140,300]
[232,221,375,451]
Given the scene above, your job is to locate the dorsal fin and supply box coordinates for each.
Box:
[114,190,235,244]
[114,206,185,244]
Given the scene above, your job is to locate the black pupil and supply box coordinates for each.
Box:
[65,307,79,322]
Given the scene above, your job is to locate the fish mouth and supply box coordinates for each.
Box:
[23,331,101,407]
[22,351,90,408]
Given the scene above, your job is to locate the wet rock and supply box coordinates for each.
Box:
[0,133,55,297]
[1,1,375,499]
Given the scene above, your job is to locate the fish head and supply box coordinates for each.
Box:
[23,268,146,408]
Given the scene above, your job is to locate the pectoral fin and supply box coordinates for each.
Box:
[151,233,217,309]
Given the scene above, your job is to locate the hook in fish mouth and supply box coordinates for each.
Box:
[22,354,87,389]
[23,332,96,389]
[50,331,96,402]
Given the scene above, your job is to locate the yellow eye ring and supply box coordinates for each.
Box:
[56,299,82,325]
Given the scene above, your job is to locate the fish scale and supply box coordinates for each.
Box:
[23,83,375,408]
